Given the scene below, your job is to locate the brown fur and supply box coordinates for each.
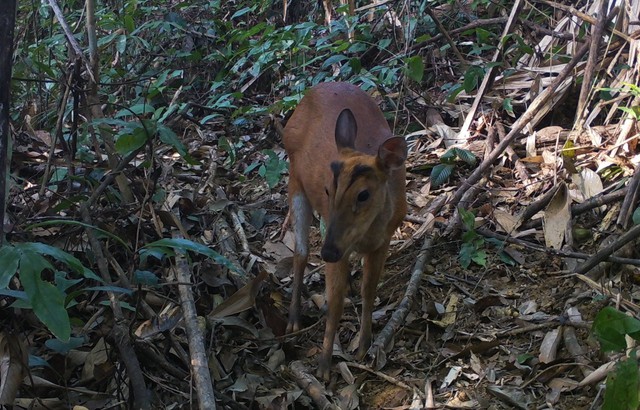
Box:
[283,82,407,380]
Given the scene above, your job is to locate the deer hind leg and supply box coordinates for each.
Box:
[356,243,389,360]
[287,191,312,333]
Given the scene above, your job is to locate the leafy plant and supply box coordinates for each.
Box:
[0,243,101,341]
[458,207,487,268]
[592,306,640,410]
[431,147,476,187]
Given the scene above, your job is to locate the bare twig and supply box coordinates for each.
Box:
[477,227,640,267]
[617,166,640,229]
[575,223,640,275]
[457,0,525,142]
[575,0,608,126]
[520,186,628,230]
[173,231,217,410]
[369,236,434,368]
[346,361,423,397]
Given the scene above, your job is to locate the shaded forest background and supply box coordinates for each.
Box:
[1,0,640,408]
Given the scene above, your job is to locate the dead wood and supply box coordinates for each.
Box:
[495,122,535,195]
[289,361,338,410]
[80,206,151,410]
[617,166,640,229]
[476,228,640,267]
[457,0,525,142]
[576,223,640,278]
[520,187,628,230]
[575,0,608,127]
[173,232,217,410]
[447,39,590,218]
[368,236,434,369]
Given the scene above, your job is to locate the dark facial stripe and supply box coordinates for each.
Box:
[348,164,373,189]
[330,161,343,189]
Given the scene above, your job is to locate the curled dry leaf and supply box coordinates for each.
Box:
[543,182,571,249]
[0,332,28,406]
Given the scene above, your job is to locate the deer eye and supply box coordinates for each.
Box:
[357,190,370,202]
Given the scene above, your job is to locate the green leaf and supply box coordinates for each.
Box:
[471,250,487,266]
[45,336,85,354]
[458,242,474,269]
[15,243,100,281]
[115,104,155,118]
[404,55,424,83]
[231,7,253,19]
[459,208,476,231]
[115,131,148,155]
[158,124,199,165]
[603,354,639,410]
[452,148,477,166]
[322,55,348,69]
[431,163,454,187]
[633,207,640,225]
[498,250,517,266]
[123,14,135,33]
[0,246,20,288]
[143,238,240,273]
[19,251,71,341]
[593,306,640,352]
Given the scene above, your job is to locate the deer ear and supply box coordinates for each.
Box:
[335,109,357,150]
[377,137,407,170]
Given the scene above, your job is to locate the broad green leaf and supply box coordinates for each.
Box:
[0,246,20,288]
[115,104,155,118]
[115,131,148,155]
[431,163,454,187]
[459,208,476,231]
[16,242,100,281]
[453,148,477,165]
[603,354,639,410]
[157,124,199,165]
[19,251,71,341]
[593,306,640,352]
[404,55,424,83]
[471,250,487,266]
[144,238,240,273]
[633,207,640,225]
[45,337,85,354]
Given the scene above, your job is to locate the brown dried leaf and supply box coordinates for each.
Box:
[543,182,571,249]
[538,327,562,364]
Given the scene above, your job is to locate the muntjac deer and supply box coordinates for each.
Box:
[283,82,407,380]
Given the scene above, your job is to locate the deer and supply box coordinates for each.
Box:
[282,81,407,381]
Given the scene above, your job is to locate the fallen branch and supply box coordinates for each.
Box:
[448,39,590,212]
[289,361,338,410]
[346,361,422,398]
[520,186,628,230]
[575,223,640,276]
[369,236,434,369]
[617,166,640,229]
[477,228,640,267]
[80,206,150,409]
[173,231,217,410]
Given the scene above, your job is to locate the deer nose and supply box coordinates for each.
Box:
[321,243,342,263]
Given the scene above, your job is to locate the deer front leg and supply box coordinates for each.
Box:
[317,258,349,381]
[287,192,312,333]
[356,243,389,360]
